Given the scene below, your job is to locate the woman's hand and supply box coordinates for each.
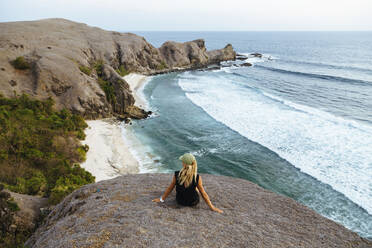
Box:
[152,176,176,203]
[212,207,223,213]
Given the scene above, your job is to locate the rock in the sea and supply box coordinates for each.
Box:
[241,62,253,67]
[25,174,371,248]
[0,19,236,119]
[159,39,208,68]
[250,52,263,58]
[206,44,236,64]
[123,105,151,119]
[236,53,248,60]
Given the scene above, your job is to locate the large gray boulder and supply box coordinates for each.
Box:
[0,19,235,119]
[25,174,371,248]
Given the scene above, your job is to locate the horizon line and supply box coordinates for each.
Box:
[122,30,372,32]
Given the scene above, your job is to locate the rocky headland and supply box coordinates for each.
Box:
[1,19,371,247]
[25,174,371,248]
[0,18,235,119]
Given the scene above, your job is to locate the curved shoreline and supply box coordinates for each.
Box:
[81,73,151,181]
[124,73,151,111]
[80,119,139,182]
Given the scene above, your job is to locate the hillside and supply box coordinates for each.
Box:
[0,18,235,119]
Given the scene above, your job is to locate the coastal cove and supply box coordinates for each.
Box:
[0,18,237,247]
[80,74,150,181]
[124,31,372,239]
[1,19,371,247]
[82,65,372,240]
[126,72,372,240]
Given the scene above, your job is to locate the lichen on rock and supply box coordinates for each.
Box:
[25,174,371,248]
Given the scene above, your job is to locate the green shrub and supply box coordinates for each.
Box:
[6,178,27,194]
[48,186,68,205]
[94,60,117,105]
[0,94,94,204]
[7,199,20,212]
[98,77,116,105]
[25,172,47,195]
[94,60,104,77]
[76,146,87,161]
[82,144,89,152]
[156,61,168,70]
[11,56,30,70]
[24,148,44,160]
[79,65,92,76]
[0,151,8,160]
[115,65,129,76]
[76,129,86,140]
[49,164,94,204]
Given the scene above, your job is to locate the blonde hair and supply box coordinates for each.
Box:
[178,160,198,188]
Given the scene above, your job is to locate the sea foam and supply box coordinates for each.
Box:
[178,72,372,215]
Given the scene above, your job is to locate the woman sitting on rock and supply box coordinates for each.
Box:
[152,153,223,213]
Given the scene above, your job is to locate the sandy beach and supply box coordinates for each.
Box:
[124,73,150,110]
[80,73,150,182]
[80,119,139,182]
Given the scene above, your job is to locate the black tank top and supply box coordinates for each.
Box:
[175,171,200,206]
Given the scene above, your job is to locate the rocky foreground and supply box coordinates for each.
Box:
[0,19,235,119]
[26,174,371,248]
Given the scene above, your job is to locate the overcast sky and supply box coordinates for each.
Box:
[0,0,371,31]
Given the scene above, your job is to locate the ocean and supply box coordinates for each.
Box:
[123,31,372,239]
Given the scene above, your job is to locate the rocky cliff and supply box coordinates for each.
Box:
[0,184,48,247]
[26,174,371,248]
[0,19,235,119]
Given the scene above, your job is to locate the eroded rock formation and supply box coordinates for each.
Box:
[0,19,236,119]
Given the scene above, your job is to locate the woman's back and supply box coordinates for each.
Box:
[175,171,200,206]
[153,153,222,213]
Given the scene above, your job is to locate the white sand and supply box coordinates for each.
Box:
[124,73,149,110]
[80,73,151,182]
[80,119,139,182]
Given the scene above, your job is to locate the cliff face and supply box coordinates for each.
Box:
[0,18,236,119]
[26,174,371,248]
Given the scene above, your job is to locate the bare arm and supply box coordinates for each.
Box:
[152,175,176,202]
[197,176,223,213]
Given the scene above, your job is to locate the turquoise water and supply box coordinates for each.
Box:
[127,32,372,239]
